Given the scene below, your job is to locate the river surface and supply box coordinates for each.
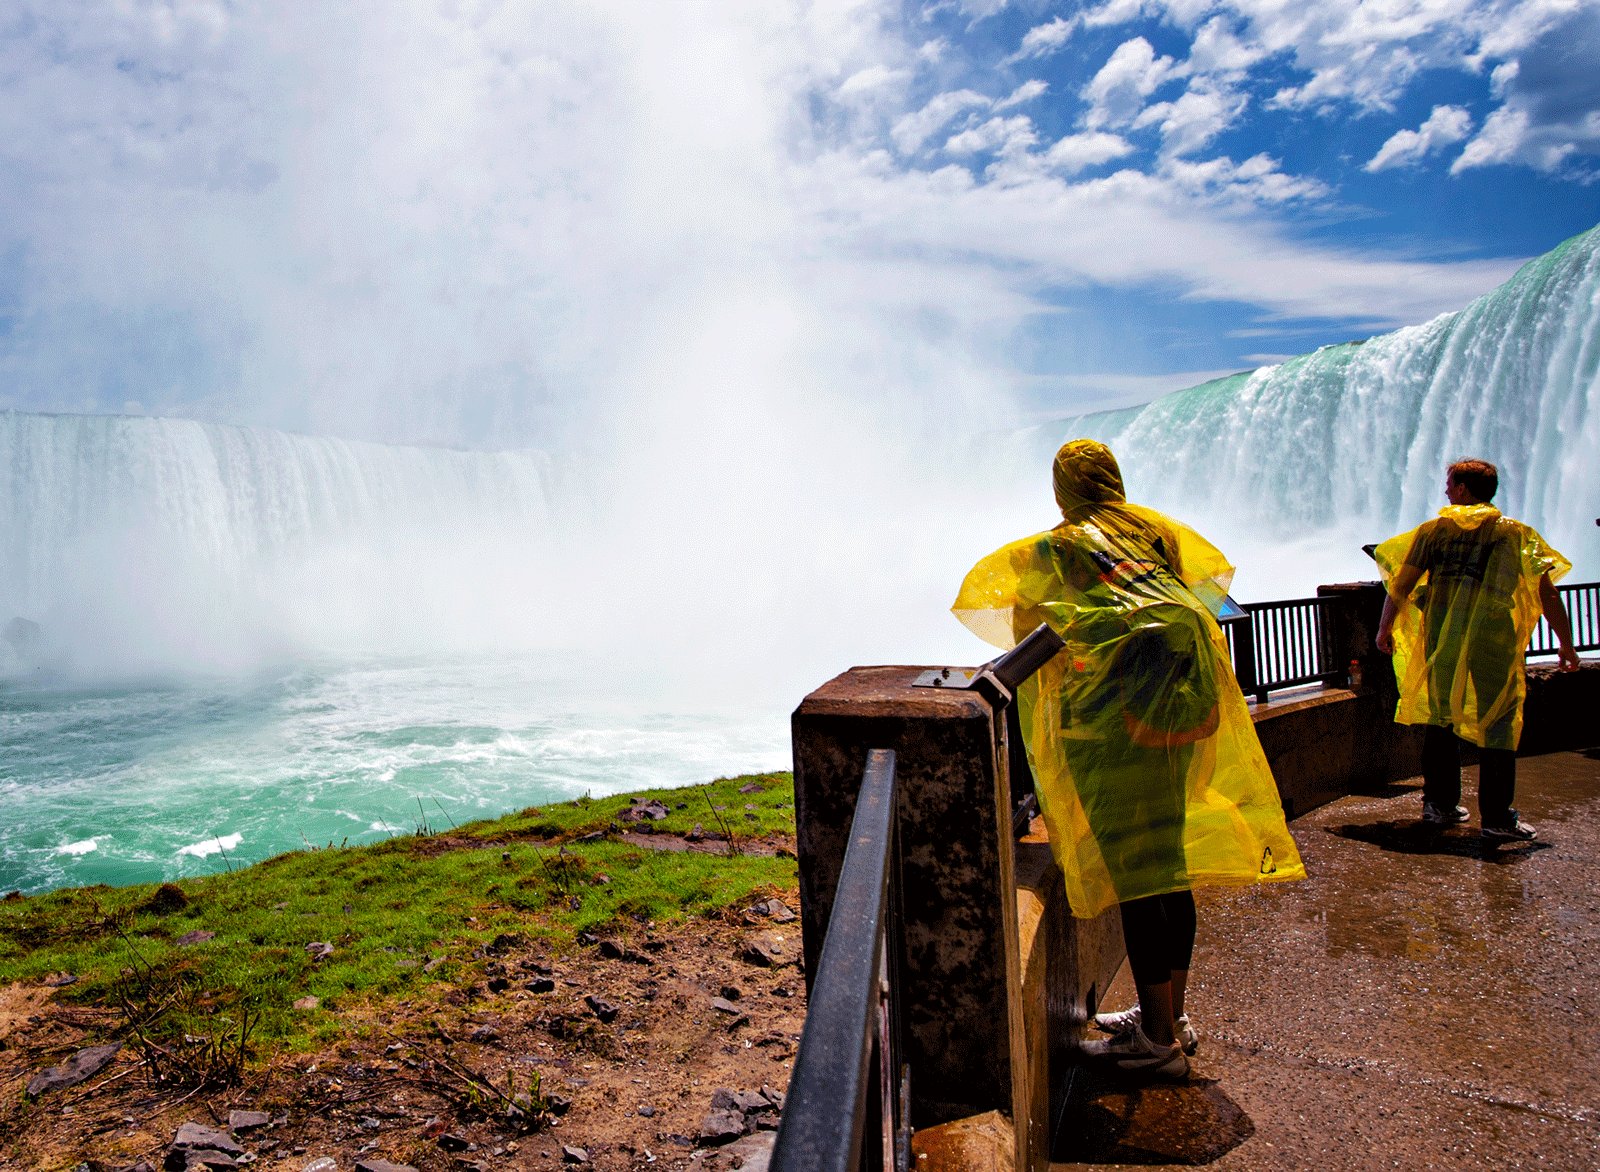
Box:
[0,654,788,895]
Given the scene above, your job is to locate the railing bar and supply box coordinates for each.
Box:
[770,748,897,1172]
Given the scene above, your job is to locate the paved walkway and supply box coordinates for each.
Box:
[1052,748,1600,1170]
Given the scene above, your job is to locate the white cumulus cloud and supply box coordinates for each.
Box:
[1367,105,1474,171]
[1043,131,1136,173]
[1014,16,1077,59]
[1085,37,1181,128]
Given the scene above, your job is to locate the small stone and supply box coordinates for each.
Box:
[739,935,791,968]
[469,1025,501,1043]
[754,899,797,924]
[228,1110,270,1132]
[423,956,447,973]
[719,985,742,1001]
[487,977,510,993]
[584,994,620,1023]
[737,782,765,794]
[173,1122,245,1155]
[698,1108,748,1145]
[354,1160,419,1172]
[305,942,334,961]
[166,1149,237,1169]
[42,971,78,987]
[25,1043,121,1097]
[527,977,556,994]
[710,997,742,1015]
[437,1132,471,1152]
[175,930,216,946]
[293,996,320,1011]
[638,1105,656,1117]
[562,1146,590,1164]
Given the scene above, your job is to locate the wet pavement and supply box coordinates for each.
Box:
[1052,748,1600,1170]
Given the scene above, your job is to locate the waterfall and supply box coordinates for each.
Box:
[1043,224,1600,593]
[0,412,555,673]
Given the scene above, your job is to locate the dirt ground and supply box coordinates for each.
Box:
[0,881,808,1172]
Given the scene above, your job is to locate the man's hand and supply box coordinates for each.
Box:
[1376,627,1395,655]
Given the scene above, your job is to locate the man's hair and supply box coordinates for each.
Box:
[1448,458,1498,502]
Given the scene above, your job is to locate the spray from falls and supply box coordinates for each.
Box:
[0,411,557,675]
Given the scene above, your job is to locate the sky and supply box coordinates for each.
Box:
[1,0,1599,447]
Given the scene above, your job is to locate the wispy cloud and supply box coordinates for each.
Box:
[1367,106,1474,171]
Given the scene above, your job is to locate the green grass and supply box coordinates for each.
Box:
[0,771,797,1063]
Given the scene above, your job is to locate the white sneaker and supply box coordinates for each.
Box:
[1081,1023,1189,1077]
[1092,1004,1198,1055]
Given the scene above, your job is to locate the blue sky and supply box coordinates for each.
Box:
[1,0,1598,445]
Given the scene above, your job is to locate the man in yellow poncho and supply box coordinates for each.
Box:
[1375,458,1579,841]
[953,439,1304,1078]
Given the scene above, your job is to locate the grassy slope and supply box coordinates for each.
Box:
[0,772,798,1057]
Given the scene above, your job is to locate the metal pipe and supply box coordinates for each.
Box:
[771,749,898,1172]
[988,623,1067,693]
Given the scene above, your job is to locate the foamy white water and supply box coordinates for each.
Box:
[0,655,787,894]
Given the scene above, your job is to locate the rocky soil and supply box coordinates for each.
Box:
[0,887,808,1172]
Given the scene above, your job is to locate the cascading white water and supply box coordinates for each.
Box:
[0,411,556,674]
[1039,224,1600,595]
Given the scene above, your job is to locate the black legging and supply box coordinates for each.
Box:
[1119,890,1197,986]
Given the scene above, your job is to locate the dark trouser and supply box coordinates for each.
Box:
[1422,724,1517,827]
[1119,890,1197,987]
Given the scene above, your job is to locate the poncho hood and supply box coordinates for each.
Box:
[1053,439,1126,517]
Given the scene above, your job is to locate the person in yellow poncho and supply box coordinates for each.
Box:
[1374,458,1579,841]
[953,439,1304,1078]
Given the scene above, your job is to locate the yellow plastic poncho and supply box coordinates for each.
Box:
[1375,504,1570,750]
[952,440,1304,919]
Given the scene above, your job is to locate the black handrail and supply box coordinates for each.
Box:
[771,749,905,1172]
[1224,579,1597,704]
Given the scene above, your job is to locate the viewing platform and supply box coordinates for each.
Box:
[778,577,1600,1172]
[1054,744,1600,1169]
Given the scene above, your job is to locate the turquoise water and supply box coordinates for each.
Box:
[0,655,788,895]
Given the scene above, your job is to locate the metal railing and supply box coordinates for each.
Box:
[1224,580,1598,704]
[1530,580,1600,656]
[1221,597,1338,704]
[771,748,908,1172]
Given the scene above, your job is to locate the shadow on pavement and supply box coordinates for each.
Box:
[1325,820,1551,863]
[1052,1068,1254,1165]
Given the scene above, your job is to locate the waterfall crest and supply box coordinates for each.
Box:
[1052,225,1600,586]
[1,412,555,672]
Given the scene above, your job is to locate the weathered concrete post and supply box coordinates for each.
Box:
[792,667,1025,1138]
[791,665,1123,1170]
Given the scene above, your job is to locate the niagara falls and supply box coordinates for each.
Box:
[6,222,1598,894]
[1,2,1596,901]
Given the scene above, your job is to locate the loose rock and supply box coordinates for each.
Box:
[175,930,216,946]
[698,1108,748,1145]
[172,1122,245,1156]
[305,942,334,961]
[228,1110,271,1132]
[25,1042,121,1097]
[585,994,620,1023]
